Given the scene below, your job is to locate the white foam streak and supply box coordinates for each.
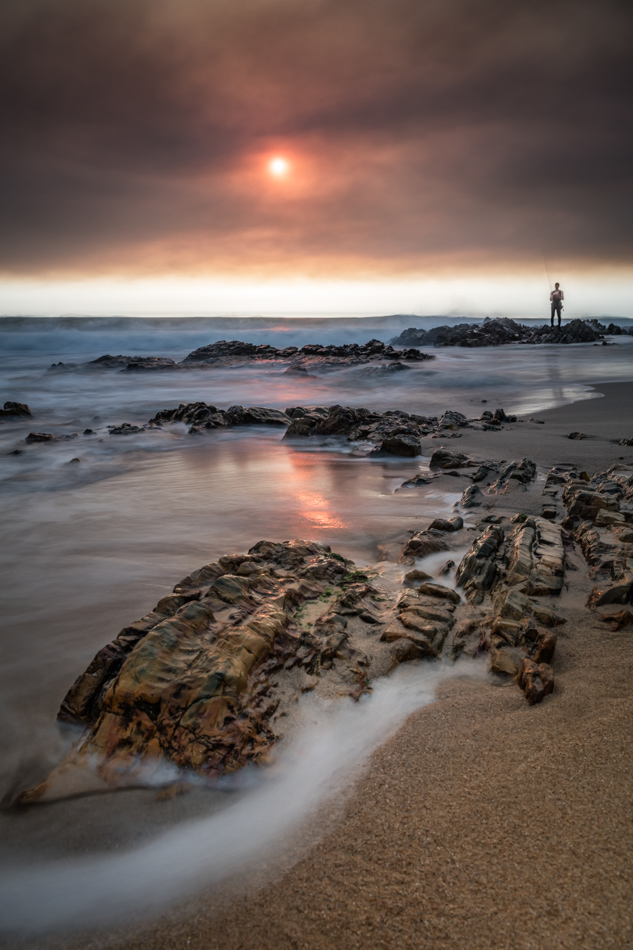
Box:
[0,659,486,936]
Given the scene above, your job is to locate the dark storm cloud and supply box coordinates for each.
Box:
[1,0,632,275]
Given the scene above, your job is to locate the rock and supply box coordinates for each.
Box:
[282,365,315,377]
[402,529,450,559]
[430,449,476,468]
[436,410,469,430]
[403,569,433,586]
[490,458,537,491]
[490,647,520,676]
[568,432,591,440]
[531,630,557,664]
[517,658,555,705]
[456,525,505,597]
[618,437,633,447]
[495,588,530,621]
[226,406,290,427]
[598,609,633,631]
[506,518,565,596]
[588,577,633,608]
[0,401,32,419]
[25,432,56,443]
[460,484,484,508]
[90,354,177,371]
[428,516,464,532]
[360,361,411,375]
[108,423,146,435]
[398,611,439,636]
[416,582,461,604]
[400,473,438,488]
[180,339,435,368]
[391,318,605,349]
[389,639,435,666]
[471,462,500,483]
[375,433,421,457]
[19,540,370,804]
[532,605,566,627]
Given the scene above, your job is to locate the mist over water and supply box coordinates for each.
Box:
[1,316,632,939]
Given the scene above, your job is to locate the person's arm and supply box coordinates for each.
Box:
[550,291,554,301]
[561,290,565,300]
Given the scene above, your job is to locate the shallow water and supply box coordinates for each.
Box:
[1,320,632,936]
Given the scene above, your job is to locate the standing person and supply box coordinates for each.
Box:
[550,282,564,327]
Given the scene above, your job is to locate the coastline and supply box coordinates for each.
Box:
[106,381,633,950]
[3,379,632,950]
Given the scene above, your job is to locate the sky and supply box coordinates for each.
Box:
[1,0,632,316]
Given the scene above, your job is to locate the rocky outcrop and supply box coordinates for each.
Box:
[0,401,32,420]
[181,339,433,368]
[150,403,290,433]
[452,514,565,702]
[147,401,519,453]
[19,541,391,803]
[391,317,607,348]
[489,458,537,492]
[52,340,436,374]
[560,464,633,609]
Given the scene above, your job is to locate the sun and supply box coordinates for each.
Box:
[268,156,290,178]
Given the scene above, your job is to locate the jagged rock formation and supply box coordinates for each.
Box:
[489,458,537,492]
[18,541,386,803]
[146,401,518,455]
[16,536,491,804]
[391,317,612,348]
[49,339,435,373]
[180,339,433,368]
[453,515,564,700]
[559,464,633,608]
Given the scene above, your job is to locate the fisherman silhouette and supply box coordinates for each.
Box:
[550,282,564,327]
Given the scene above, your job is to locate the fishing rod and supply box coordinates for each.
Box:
[541,247,552,291]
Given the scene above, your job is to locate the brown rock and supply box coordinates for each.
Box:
[532,605,566,627]
[517,658,555,705]
[598,609,633,631]
[389,639,434,666]
[403,568,433,586]
[402,530,450,559]
[490,648,519,676]
[532,630,557,664]
[416,582,461,604]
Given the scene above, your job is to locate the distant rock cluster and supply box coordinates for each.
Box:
[49,338,434,373]
[391,317,633,348]
[150,401,518,454]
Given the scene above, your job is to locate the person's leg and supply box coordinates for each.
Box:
[556,305,562,327]
[551,303,555,327]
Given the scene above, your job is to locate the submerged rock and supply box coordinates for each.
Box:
[0,401,32,420]
[24,431,56,443]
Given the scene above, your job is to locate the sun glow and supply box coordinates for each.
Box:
[268,156,290,178]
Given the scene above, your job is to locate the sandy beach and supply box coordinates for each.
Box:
[63,380,628,950]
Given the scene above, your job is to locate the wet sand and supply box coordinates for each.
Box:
[101,381,633,950]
